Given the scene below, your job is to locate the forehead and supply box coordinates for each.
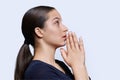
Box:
[47,10,62,20]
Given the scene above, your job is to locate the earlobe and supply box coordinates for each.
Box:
[34,27,43,38]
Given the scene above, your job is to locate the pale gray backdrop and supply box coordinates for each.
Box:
[0,0,120,80]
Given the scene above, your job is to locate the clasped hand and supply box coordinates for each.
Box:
[60,32,85,68]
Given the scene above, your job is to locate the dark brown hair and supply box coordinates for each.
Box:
[14,6,55,80]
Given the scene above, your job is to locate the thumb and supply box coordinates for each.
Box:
[60,48,67,61]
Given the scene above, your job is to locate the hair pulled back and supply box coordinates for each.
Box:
[14,6,55,80]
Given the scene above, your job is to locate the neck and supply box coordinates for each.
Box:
[33,43,57,65]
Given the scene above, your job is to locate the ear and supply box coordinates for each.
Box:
[34,27,44,38]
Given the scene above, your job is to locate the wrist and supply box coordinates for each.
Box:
[71,64,89,80]
[71,63,85,70]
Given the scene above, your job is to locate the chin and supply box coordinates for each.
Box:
[58,42,66,47]
[55,40,66,48]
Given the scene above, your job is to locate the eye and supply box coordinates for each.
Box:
[54,21,59,25]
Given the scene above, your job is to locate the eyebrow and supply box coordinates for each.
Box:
[52,17,61,21]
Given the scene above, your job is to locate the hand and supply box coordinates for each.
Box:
[60,32,85,68]
[61,32,89,80]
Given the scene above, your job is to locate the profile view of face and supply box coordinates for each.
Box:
[42,10,68,48]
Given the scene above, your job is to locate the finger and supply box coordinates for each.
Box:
[79,37,85,52]
[66,34,70,50]
[69,32,74,49]
[72,32,79,49]
[60,48,67,62]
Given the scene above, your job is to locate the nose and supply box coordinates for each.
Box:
[63,24,68,32]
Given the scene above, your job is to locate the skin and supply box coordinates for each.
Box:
[61,32,89,80]
[33,10,89,80]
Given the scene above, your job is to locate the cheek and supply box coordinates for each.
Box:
[43,28,65,47]
[49,31,61,39]
[46,29,62,42]
[46,27,61,38]
[44,22,62,41]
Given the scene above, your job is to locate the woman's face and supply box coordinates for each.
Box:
[42,10,68,48]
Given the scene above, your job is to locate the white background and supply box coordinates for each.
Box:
[0,0,120,80]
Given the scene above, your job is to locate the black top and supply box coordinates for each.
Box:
[24,60,74,80]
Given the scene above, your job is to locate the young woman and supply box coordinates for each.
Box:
[14,6,91,80]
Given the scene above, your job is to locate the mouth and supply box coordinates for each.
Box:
[62,35,67,39]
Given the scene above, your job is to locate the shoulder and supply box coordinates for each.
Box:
[25,60,48,72]
[24,60,74,80]
[24,60,55,79]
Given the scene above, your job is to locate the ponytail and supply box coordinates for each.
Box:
[14,6,55,80]
[14,43,33,80]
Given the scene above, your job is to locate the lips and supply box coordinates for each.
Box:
[62,35,67,39]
